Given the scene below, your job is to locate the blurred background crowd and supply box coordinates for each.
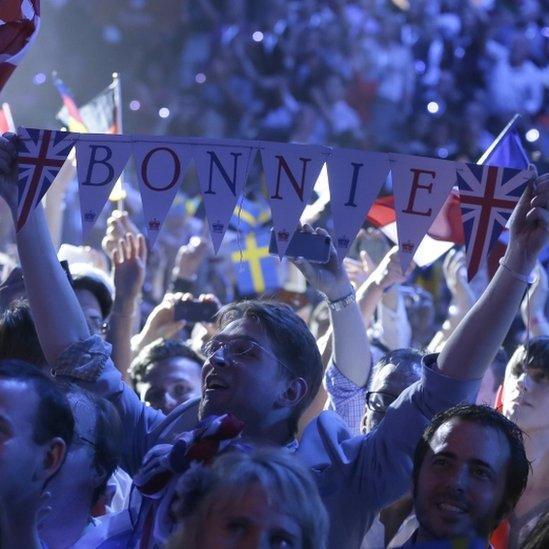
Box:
[5,0,549,164]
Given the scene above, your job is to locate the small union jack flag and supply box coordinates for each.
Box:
[16,127,74,231]
[457,163,530,281]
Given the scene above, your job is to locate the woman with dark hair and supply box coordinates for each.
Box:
[497,337,549,548]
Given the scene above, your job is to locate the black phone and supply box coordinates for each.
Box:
[173,300,219,323]
[269,229,331,263]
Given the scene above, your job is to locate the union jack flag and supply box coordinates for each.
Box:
[0,1,40,92]
[16,127,74,231]
[457,163,530,281]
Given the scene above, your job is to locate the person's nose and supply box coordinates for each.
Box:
[209,346,231,368]
[445,464,468,494]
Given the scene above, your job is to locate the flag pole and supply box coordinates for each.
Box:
[476,113,521,165]
[108,72,126,211]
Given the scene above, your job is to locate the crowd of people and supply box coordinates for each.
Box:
[0,0,548,548]
[0,125,547,548]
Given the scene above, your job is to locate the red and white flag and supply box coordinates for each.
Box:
[16,127,75,231]
[0,1,40,92]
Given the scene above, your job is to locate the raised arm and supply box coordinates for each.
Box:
[292,225,371,387]
[108,231,147,380]
[438,172,549,379]
[0,134,89,363]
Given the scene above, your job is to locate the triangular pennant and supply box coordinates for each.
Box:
[390,153,456,271]
[456,163,530,281]
[261,141,327,257]
[328,148,389,260]
[76,136,132,239]
[193,141,254,252]
[133,140,193,247]
[16,127,75,231]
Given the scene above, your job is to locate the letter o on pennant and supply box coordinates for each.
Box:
[141,147,181,191]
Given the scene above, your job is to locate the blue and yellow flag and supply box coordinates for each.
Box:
[231,229,280,296]
[230,197,271,233]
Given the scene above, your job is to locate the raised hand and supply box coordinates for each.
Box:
[172,236,209,281]
[506,171,549,272]
[132,292,187,353]
[369,245,411,291]
[112,232,147,304]
[102,210,140,257]
[442,247,475,307]
[291,224,353,302]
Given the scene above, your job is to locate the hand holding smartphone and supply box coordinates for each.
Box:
[268,229,331,264]
[173,300,219,323]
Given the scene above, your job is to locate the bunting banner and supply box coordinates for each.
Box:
[76,135,133,239]
[193,140,254,252]
[132,139,193,247]
[328,148,389,261]
[16,127,74,231]
[13,125,533,272]
[456,163,530,281]
[0,1,40,92]
[260,141,327,257]
[390,153,457,271]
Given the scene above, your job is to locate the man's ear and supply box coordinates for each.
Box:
[276,377,308,409]
[42,437,67,483]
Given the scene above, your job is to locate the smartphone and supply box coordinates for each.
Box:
[269,229,331,263]
[173,300,219,323]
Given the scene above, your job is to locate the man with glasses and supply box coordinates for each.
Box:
[2,133,549,548]
[362,349,423,434]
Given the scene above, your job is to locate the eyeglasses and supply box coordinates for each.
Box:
[202,336,294,375]
[365,391,399,414]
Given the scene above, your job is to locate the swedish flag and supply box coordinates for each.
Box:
[231,229,280,296]
[230,197,271,233]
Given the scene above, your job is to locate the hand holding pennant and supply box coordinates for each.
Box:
[390,153,457,271]
[261,141,327,257]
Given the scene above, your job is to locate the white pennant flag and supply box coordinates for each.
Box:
[390,153,457,271]
[193,140,254,253]
[261,142,327,257]
[328,148,389,260]
[76,135,132,239]
[133,140,193,247]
